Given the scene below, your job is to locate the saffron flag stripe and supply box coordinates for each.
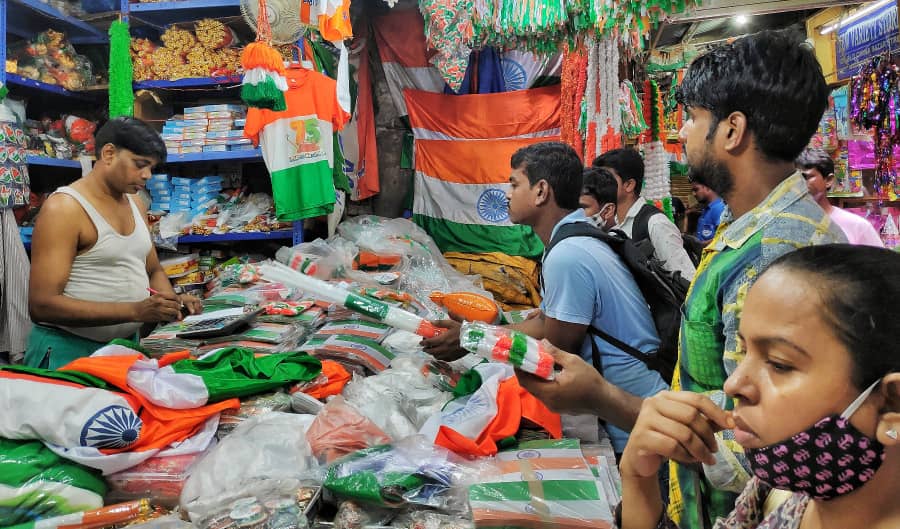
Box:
[405,85,561,139]
[416,137,556,185]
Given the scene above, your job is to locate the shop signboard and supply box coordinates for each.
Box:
[836,2,899,80]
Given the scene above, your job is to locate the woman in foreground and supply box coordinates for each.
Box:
[619,244,900,528]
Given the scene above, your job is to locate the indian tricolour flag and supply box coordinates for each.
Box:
[373,8,445,117]
[405,85,561,258]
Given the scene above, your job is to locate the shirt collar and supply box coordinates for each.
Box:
[616,199,645,226]
[712,172,809,251]
[549,209,589,241]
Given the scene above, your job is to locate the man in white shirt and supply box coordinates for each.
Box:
[593,148,696,280]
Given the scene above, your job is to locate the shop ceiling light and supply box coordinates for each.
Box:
[820,0,893,35]
[735,14,749,25]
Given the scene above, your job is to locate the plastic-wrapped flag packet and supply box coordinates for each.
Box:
[459,322,555,380]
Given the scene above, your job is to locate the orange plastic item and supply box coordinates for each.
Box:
[299,360,351,400]
[430,291,500,324]
[434,376,562,457]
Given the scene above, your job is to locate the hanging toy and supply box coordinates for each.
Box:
[240,0,288,111]
[108,20,134,118]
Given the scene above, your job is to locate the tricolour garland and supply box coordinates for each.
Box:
[470,0,699,53]
[240,0,288,111]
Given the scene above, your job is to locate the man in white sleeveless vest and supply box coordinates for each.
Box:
[25,117,202,369]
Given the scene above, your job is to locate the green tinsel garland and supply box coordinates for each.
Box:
[649,79,661,142]
[108,20,134,118]
[0,84,8,102]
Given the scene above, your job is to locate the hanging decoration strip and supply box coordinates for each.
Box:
[109,20,134,118]
[561,42,588,160]
[851,56,900,196]
[239,0,288,111]
[638,78,672,216]
[619,80,647,138]
[470,0,699,54]
[597,36,621,155]
[419,0,475,92]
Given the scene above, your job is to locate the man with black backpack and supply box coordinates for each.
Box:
[422,141,668,456]
[594,148,698,275]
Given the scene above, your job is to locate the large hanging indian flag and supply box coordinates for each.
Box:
[405,85,561,258]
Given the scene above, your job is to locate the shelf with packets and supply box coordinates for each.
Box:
[162,149,262,164]
[6,0,108,44]
[6,73,102,101]
[177,229,296,244]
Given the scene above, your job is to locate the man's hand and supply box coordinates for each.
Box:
[179,294,203,316]
[133,294,182,323]
[516,339,606,415]
[420,315,467,361]
[619,391,734,480]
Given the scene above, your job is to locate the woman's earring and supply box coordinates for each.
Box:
[887,428,898,441]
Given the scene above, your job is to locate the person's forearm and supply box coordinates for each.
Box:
[587,377,644,431]
[506,313,546,339]
[149,267,177,297]
[31,295,138,327]
[620,475,665,529]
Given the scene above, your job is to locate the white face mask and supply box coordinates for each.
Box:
[591,203,615,231]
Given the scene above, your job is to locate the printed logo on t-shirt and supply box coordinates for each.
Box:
[287,118,325,161]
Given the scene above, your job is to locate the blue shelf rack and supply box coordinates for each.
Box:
[6,73,98,101]
[134,76,243,90]
[26,154,83,168]
[5,0,108,44]
[127,0,242,28]
[163,149,262,164]
[178,230,296,244]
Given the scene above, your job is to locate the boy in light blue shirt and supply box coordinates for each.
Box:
[422,141,667,454]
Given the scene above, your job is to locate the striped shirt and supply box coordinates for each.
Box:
[0,208,31,360]
[668,173,846,529]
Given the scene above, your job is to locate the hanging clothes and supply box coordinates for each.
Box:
[244,68,351,221]
[444,48,506,95]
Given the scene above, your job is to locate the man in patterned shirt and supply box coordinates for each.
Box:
[668,30,847,528]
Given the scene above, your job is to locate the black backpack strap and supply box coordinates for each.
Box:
[631,202,663,243]
[587,325,661,372]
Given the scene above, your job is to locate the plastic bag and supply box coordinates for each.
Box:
[323,436,477,511]
[391,510,474,529]
[217,391,294,437]
[306,396,391,463]
[277,237,358,279]
[341,370,429,440]
[180,412,321,522]
[459,322,555,380]
[154,212,190,250]
[105,449,208,506]
[123,515,194,529]
[334,500,395,529]
[194,486,319,529]
[0,439,107,527]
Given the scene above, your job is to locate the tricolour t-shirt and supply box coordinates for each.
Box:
[244,68,350,221]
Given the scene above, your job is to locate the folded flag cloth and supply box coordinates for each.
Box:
[0,343,322,474]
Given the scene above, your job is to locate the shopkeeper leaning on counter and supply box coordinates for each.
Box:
[25,117,202,369]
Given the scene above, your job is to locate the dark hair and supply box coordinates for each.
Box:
[510,142,583,210]
[676,29,827,163]
[672,196,686,222]
[582,166,618,205]
[766,245,900,389]
[795,147,835,178]
[95,117,167,163]
[592,148,644,195]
